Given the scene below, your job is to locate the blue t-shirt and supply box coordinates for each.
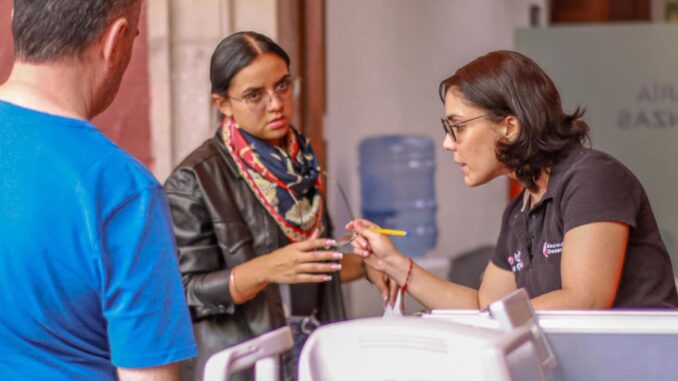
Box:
[0,101,197,380]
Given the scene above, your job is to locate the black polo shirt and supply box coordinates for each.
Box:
[492,147,678,308]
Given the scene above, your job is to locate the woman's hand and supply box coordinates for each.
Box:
[229,231,341,304]
[261,231,343,284]
[365,265,399,307]
[345,218,404,272]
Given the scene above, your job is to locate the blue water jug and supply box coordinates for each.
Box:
[359,135,437,257]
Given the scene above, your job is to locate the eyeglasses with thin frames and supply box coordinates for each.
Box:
[228,76,296,114]
[441,114,486,142]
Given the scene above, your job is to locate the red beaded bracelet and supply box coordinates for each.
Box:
[400,258,414,310]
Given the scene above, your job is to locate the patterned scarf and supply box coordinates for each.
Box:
[221,118,325,242]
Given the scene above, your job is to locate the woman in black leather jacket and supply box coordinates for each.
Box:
[164,31,346,381]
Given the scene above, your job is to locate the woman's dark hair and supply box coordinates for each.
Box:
[438,50,589,191]
[210,31,290,96]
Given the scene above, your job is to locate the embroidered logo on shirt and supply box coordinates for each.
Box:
[542,242,563,258]
[509,250,524,272]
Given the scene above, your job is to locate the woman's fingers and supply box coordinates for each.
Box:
[301,250,343,262]
[292,274,334,283]
[310,228,321,239]
[354,235,369,249]
[288,251,342,282]
[347,218,388,258]
[353,218,379,229]
[346,218,380,232]
[352,248,370,257]
[296,262,342,274]
[295,237,336,251]
[289,250,342,265]
[350,237,371,257]
[369,269,389,305]
[352,221,382,242]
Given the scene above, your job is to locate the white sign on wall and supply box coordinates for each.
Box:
[516,24,678,272]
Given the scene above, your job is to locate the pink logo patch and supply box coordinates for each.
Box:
[508,256,515,265]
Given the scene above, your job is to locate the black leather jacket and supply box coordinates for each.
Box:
[164,132,345,380]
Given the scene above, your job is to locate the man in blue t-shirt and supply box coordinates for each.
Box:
[0,1,197,380]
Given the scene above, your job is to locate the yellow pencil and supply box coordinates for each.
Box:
[371,227,409,237]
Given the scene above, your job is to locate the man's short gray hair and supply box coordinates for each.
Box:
[12,0,140,62]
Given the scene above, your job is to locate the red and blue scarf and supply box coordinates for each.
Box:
[221,118,325,242]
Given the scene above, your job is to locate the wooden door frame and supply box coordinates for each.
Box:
[278,0,327,171]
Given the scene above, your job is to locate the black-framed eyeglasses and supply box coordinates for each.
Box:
[441,114,486,142]
[228,76,296,114]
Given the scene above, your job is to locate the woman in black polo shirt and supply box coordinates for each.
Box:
[349,50,678,309]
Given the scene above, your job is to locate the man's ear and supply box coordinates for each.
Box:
[212,93,233,118]
[503,115,521,143]
[101,17,129,68]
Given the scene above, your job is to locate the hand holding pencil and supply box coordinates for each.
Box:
[346,218,411,308]
[345,219,407,266]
